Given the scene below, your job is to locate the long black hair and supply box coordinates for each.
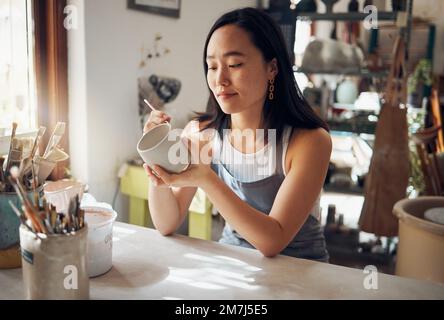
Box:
[196,7,328,141]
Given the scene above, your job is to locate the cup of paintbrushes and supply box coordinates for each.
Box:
[17,187,89,299]
[19,223,89,300]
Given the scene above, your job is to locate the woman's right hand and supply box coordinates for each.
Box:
[143,110,171,186]
[143,110,171,133]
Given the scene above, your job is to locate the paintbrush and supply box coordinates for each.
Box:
[0,156,5,182]
[79,209,85,229]
[0,157,5,192]
[49,205,57,230]
[9,167,46,234]
[67,197,76,231]
[9,200,45,239]
[19,126,46,178]
[7,138,23,174]
[43,122,65,159]
[31,160,38,208]
[5,122,18,174]
[30,127,46,159]
[42,199,54,234]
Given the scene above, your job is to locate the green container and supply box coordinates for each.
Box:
[0,188,43,250]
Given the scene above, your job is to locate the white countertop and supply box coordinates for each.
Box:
[1,222,444,300]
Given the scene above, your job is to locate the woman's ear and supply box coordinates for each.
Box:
[268,58,278,79]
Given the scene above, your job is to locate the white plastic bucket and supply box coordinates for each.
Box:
[84,208,117,278]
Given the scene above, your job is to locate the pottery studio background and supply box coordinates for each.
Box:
[1,0,444,279]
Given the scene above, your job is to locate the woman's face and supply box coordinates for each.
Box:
[206,24,277,115]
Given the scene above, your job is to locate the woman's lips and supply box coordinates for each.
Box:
[217,93,237,100]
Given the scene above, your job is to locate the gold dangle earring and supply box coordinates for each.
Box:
[268,79,275,101]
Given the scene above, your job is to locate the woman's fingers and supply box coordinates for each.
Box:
[144,164,167,187]
[143,164,156,181]
[153,165,175,185]
[143,163,155,177]
[143,111,171,133]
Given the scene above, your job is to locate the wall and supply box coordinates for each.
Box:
[68,0,443,222]
[68,0,256,222]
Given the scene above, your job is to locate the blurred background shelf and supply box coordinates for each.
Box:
[327,118,377,135]
[294,67,389,78]
[295,11,398,22]
[324,183,364,195]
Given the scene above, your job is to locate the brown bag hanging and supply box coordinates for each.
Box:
[359,37,410,237]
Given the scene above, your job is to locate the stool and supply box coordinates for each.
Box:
[120,164,212,240]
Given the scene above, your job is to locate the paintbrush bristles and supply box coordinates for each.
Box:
[8,182,85,236]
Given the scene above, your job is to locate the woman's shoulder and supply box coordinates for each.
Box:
[286,127,332,164]
[291,127,331,144]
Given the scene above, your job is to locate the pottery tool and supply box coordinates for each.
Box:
[43,122,65,159]
[144,99,157,112]
[19,126,46,182]
[5,122,18,173]
[144,99,170,125]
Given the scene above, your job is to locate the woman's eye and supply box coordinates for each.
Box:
[208,66,217,71]
[229,63,243,68]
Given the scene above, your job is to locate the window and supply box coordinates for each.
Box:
[0,0,37,137]
[294,19,312,68]
[294,19,312,92]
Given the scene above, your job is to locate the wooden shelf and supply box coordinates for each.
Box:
[327,118,377,135]
[296,11,398,22]
[294,67,388,78]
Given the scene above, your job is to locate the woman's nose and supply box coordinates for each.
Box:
[215,68,230,87]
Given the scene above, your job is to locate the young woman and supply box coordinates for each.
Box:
[143,7,332,262]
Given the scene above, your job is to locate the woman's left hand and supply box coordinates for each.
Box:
[151,163,214,188]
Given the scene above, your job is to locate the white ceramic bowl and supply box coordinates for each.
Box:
[137,123,190,173]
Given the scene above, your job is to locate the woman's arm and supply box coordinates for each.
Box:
[200,128,332,257]
[147,184,197,236]
[146,120,211,236]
